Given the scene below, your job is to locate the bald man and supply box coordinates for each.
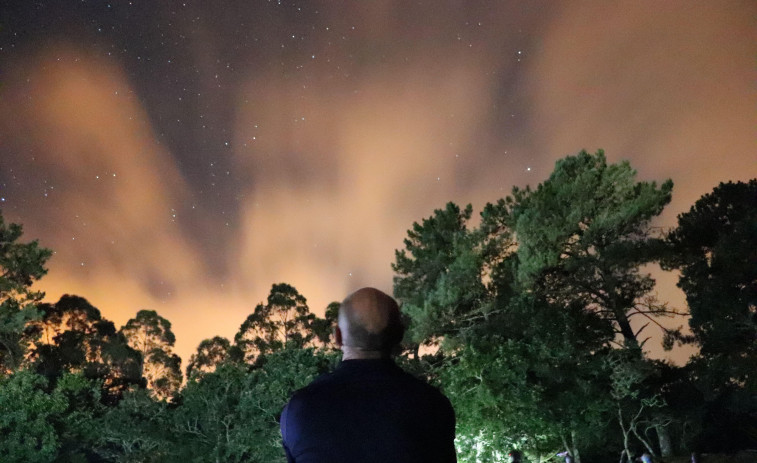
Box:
[280,287,457,463]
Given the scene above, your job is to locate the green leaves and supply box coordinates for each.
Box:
[509,150,674,346]
[667,179,757,355]
[0,370,64,462]
[392,150,678,460]
[0,370,103,462]
[163,347,335,463]
[0,213,52,372]
[393,202,496,344]
[512,150,672,279]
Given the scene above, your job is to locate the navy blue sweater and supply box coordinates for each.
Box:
[281,358,457,463]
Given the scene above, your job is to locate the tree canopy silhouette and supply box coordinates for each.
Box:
[0,213,52,372]
[121,309,182,400]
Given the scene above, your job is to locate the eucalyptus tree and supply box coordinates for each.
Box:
[28,295,143,405]
[121,309,182,400]
[234,283,317,364]
[309,301,340,346]
[186,335,232,380]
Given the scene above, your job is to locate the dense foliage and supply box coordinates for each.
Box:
[393,151,755,462]
[0,214,52,372]
[0,150,754,462]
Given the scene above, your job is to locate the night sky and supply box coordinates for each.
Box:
[1,1,755,366]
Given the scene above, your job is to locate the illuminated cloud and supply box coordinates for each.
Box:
[526,1,757,220]
[230,57,494,310]
[0,3,754,366]
[0,45,219,360]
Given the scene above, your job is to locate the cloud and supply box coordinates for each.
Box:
[0,44,218,360]
[525,1,757,220]
[1,3,754,367]
[228,53,496,315]
[522,1,757,362]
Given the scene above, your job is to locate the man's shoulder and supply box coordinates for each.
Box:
[287,370,335,403]
[394,369,451,400]
[289,360,450,406]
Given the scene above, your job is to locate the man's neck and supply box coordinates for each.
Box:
[340,347,390,361]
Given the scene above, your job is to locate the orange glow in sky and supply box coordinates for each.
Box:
[1,1,755,367]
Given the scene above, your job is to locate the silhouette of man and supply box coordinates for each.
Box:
[280,287,457,463]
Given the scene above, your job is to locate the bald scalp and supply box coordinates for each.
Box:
[338,287,403,353]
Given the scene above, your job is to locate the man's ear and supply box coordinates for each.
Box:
[333,325,343,346]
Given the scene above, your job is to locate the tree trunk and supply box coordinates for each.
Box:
[563,430,582,463]
[631,426,657,458]
[562,434,572,460]
[571,429,582,463]
[619,408,632,463]
[616,314,637,347]
[655,422,673,457]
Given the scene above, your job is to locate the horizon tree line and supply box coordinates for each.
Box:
[0,149,754,462]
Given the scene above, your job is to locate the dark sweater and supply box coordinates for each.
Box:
[280,358,457,463]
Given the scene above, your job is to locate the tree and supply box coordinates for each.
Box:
[392,202,614,460]
[0,369,65,462]
[236,347,337,462]
[0,212,52,373]
[172,347,336,463]
[234,283,317,364]
[393,202,495,345]
[52,371,105,462]
[392,151,680,460]
[665,179,757,451]
[121,310,183,400]
[0,369,103,462]
[440,292,615,462]
[186,336,232,380]
[309,301,339,346]
[508,150,676,348]
[607,348,669,463]
[172,362,252,462]
[666,180,757,383]
[95,388,172,462]
[504,151,682,456]
[28,295,143,405]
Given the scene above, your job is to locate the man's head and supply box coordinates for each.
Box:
[335,287,404,359]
